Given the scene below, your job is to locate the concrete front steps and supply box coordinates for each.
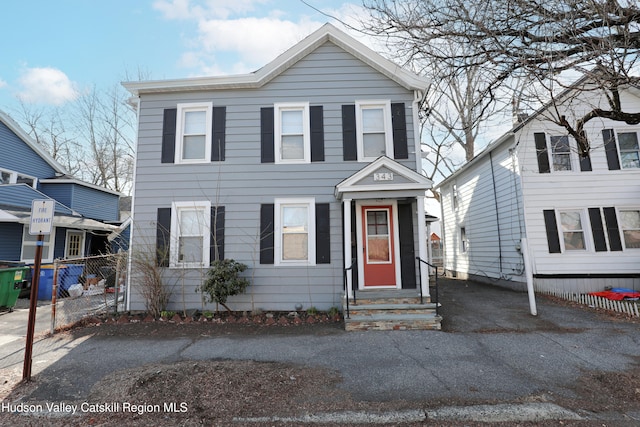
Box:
[343,289,442,331]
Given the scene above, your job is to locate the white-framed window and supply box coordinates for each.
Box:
[549,135,572,171]
[559,210,587,251]
[170,201,211,267]
[452,184,458,211]
[64,230,85,259]
[355,100,393,161]
[0,168,37,187]
[274,102,310,163]
[616,131,640,169]
[21,226,55,263]
[175,102,212,164]
[274,198,316,266]
[460,227,467,253]
[619,209,640,249]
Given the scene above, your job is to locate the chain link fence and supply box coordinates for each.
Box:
[47,252,128,332]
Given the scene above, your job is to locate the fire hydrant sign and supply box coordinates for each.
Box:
[29,199,55,235]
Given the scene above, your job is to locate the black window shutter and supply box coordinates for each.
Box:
[342,105,357,161]
[603,129,621,170]
[310,105,325,162]
[261,107,275,163]
[210,206,225,262]
[391,102,408,159]
[260,204,275,264]
[161,108,177,163]
[156,208,172,266]
[588,208,607,252]
[603,207,623,251]
[543,209,561,253]
[212,106,226,161]
[534,133,550,173]
[579,153,592,172]
[315,203,330,264]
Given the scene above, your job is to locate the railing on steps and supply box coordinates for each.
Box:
[343,259,356,319]
[416,257,439,315]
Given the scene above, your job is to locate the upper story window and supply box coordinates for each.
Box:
[175,103,212,164]
[274,103,310,163]
[617,131,640,169]
[170,201,211,267]
[452,184,458,211]
[619,209,640,249]
[559,210,586,251]
[356,100,393,162]
[1,168,37,187]
[460,227,467,253]
[550,135,572,171]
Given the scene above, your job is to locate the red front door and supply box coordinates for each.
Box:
[362,205,396,287]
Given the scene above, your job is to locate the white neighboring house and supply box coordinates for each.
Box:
[435,81,640,294]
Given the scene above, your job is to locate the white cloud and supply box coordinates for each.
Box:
[153,0,269,20]
[0,78,7,89]
[17,67,79,105]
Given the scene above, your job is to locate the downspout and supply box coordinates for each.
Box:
[488,152,503,274]
[125,95,141,312]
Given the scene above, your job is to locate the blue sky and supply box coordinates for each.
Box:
[0,0,364,112]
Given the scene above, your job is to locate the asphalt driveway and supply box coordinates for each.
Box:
[1,278,639,425]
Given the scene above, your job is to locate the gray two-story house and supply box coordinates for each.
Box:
[124,24,437,327]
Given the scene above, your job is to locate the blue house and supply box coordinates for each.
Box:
[0,110,122,264]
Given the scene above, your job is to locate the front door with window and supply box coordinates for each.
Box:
[361,205,396,287]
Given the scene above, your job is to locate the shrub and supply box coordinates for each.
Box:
[197,259,250,312]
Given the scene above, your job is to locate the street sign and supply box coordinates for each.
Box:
[29,199,55,235]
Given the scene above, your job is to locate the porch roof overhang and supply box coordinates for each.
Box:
[0,207,116,232]
[335,156,432,201]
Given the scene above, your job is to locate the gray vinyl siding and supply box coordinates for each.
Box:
[440,138,526,284]
[0,121,57,179]
[130,42,420,311]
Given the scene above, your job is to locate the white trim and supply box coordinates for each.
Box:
[343,198,353,298]
[557,209,591,252]
[39,178,122,196]
[64,230,86,259]
[355,100,393,162]
[617,207,640,250]
[355,199,401,289]
[20,225,55,263]
[170,200,211,268]
[122,23,430,96]
[274,102,311,164]
[175,102,213,164]
[274,197,316,266]
[416,196,430,298]
[615,128,640,170]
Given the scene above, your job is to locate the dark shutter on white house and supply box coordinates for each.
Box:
[603,207,623,251]
[603,129,621,170]
[310,105,325,162]
[534,133,550,173]
[342,105,357,161]
[260,204,275,264]
[161,108,177,163]
[156,208,172,266]
[588,208,608,252]
[210,206,225,262]
[579,152,592,172]
[391,102,408,159]
[211,107,226,161]
[261,107,275,163]
[315,203,330,264]
[543,209,561,253]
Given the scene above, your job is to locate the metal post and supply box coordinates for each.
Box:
[23,234,43,381]
[51,259,60,334]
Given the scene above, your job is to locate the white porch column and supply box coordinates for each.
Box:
[343,198,353,299]
[416,195,430,298]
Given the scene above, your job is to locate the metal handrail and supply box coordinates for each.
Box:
[416,257,439,315]
[343,259,356,319]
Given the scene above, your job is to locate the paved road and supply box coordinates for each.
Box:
[1,279,639,424]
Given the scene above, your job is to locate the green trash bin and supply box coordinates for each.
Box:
[0,267,30,311]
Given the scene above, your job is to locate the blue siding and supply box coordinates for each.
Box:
[53,227,67,259]
[0,185,75,215]
[0,120,57,179]
[0,223,24,261]
[39,182,73,207]
[40,182,119,221]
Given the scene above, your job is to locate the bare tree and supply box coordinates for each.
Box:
[363,0,640,157]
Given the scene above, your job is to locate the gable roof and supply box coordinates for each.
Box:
[123,23,430,96]
[335,156,432,199]
[0,110,69,176]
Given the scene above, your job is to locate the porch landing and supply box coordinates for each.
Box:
[343,289,442,331]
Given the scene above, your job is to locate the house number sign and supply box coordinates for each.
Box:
[373,172,394,181]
